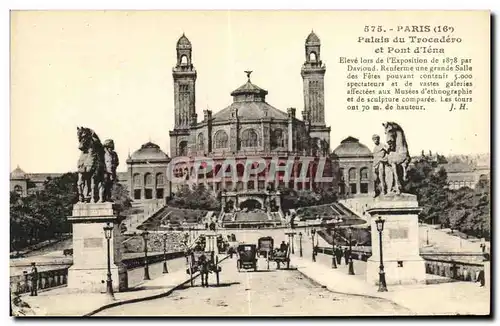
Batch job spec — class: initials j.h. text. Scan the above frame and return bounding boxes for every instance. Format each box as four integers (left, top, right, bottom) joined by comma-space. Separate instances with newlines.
449, 103, 468, 111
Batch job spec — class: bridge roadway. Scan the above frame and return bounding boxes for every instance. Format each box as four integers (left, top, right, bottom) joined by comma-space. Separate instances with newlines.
96, 255, 409, 316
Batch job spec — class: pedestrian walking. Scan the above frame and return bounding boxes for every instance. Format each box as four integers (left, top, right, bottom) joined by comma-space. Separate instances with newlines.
335, 246, 342, 265
477, 270, 485, 287
30, 262, 38, 296
344, 247, 349, 265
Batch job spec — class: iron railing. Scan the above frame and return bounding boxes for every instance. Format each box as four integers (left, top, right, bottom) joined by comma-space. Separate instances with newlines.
10, 266, 68, 295
314, 246, 487, 282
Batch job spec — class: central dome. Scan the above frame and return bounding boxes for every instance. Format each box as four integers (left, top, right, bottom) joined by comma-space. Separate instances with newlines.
212, 75, 288, 122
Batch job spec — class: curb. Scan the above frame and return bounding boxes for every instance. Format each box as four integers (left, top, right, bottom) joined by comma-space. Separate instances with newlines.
85, 255, 229, 316
292, 263, 415, 314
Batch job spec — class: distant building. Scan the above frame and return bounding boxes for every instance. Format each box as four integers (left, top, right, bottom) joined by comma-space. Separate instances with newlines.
125, 142, 171, 201
332, 137, 373, 196
9, 166, 63, 197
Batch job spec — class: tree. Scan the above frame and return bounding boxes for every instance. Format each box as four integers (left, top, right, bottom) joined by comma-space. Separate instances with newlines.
9, 173, 132, 251
168, 184, 220, 211
111, 182, 133, 214
403, 157, 450, 225
403, 154, 491, 239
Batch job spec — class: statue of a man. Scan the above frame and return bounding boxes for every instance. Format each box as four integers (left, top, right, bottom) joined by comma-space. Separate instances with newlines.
103, 139, 119, 202
372, 134, 389, 197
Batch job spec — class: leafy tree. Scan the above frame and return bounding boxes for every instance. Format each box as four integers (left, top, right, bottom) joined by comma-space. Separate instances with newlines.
403, 154, 490, 239
168, 184, 220, 211
403, 157, 450, 225
112, 182, 133, 214
279, 187, 338, 213
9, 173, 132, 251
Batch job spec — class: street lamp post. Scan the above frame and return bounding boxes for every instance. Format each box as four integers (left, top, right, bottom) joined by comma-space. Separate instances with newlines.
299, 232, 303, 257
291, 233, 295, 254
142, 229, 151, 281
375, 216, 388, 292
311, 229, 316, 262
103, 223, 114, 300
330, 224, 337, 269
163, 233, 169, 274
348, 227, 355, 275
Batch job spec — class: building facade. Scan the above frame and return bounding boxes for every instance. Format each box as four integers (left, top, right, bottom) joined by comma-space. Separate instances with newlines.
12, 32, 383, 205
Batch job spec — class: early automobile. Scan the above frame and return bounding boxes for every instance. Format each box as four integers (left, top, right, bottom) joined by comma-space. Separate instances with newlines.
236, 244, 258, 272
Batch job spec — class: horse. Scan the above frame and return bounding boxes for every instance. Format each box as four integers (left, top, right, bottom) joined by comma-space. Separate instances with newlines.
382, 122, 411, 195
77, 127, 106, 203
198, 254, 213, 287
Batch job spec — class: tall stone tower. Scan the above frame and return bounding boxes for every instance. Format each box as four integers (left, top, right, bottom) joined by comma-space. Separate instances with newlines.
301, 31, 326, 127
170, 34, 197, 156
301, 31, 330, 154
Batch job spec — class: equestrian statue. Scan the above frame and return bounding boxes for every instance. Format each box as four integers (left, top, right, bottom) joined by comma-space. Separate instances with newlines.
373, 122, 411, 196
76, 126, 119, 203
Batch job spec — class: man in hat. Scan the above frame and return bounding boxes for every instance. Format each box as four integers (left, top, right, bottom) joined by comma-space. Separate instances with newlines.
30, 263, 38, 296
372, 134, 389, 197
103, 139, 119, 201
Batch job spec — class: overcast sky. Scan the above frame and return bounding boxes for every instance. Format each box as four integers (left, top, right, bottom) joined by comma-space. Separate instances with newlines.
10, 11, 490, 173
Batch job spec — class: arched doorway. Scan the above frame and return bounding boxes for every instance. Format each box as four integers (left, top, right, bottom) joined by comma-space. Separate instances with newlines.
239, 199, 262, 211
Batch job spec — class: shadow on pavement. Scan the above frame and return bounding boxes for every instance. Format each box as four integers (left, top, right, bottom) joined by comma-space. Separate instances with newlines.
175, 281, 240, 290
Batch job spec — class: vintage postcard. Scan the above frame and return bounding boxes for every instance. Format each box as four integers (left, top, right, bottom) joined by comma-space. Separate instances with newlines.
9, 10, 490, 317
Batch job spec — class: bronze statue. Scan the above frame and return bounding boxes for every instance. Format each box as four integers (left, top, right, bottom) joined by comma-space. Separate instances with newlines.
372, 134, 389, 197
103, 139, 119, 202
382, 122, 411, 195
76, 127, 118, 203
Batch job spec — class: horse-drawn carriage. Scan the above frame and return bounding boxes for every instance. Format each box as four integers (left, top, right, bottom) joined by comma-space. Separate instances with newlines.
185, 249, 222, 287
257, 237, 274, 258
236, 244, 258, 272
257, 237, 291, 270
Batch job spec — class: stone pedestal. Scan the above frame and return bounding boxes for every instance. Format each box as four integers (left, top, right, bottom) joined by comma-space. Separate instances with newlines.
67, 203, 128, 292
365, 194, 426, 286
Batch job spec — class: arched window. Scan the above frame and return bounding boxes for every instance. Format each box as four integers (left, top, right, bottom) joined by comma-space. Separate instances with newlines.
348, 168, 357, 181
14, 185, 22, 195
241, 129, 258, 147
271, 129, 284, 149
179, 141, 188, 156
339, 168, 345, 181
133, 173, 142, 188
309, 52, 317, 62
197, 133, 204, 151
214, 130, 229, 149
360, 167, 369, 181
180, 55, 188, 64
144, 173, 153, 187
156, 173, 164, 186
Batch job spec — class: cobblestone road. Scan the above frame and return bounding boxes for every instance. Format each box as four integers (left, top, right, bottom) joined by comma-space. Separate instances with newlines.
97, 257, 411, 316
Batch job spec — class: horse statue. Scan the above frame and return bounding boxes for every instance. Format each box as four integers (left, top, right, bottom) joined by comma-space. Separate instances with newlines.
382, 122, 411, 195
76, 126, 105, 203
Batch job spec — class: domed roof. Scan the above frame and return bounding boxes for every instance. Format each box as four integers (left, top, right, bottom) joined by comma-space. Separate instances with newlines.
10, 165, 26, 179
177, 34, 192, 48
212, 101, 289, 122
212, 76, 288, 121
306, 31, 320, 44
333, 137, 372, 157
230, 80, 268, 97
130, 142, 169, 161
